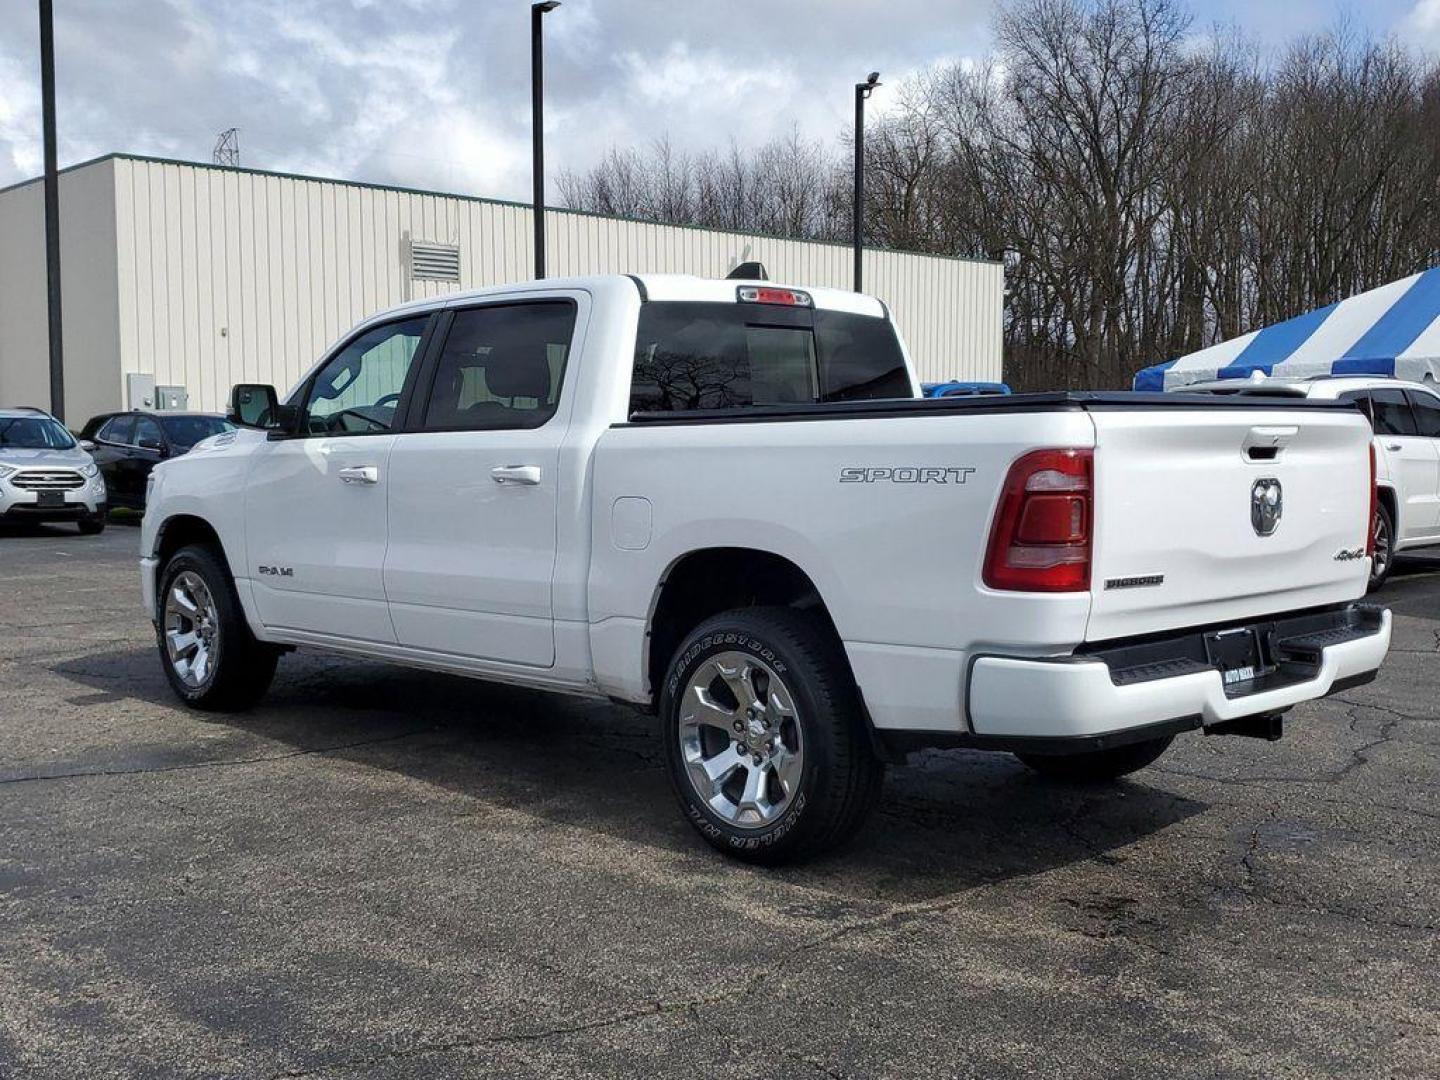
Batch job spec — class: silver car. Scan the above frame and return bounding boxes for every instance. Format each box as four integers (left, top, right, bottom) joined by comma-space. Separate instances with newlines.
0, 408, 108, 534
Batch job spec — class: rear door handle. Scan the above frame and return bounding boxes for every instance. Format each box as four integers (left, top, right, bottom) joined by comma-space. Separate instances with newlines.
1386, 443, 1403, 452
337, 465, 379, 485
491, 464, 541, 486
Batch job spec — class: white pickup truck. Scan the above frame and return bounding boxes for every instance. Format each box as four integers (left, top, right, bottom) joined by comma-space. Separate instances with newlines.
140, 272, 1392, 862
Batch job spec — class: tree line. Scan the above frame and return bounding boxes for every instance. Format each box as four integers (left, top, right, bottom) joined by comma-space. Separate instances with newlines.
559, 0, 1440, 390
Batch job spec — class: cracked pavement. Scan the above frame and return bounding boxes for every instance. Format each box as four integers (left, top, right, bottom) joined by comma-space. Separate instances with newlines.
1, 522, 1438, 1078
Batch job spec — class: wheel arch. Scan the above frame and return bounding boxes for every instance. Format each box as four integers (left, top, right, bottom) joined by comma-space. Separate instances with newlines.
645, 546, 849, 703
1377, 484, 1398, 533
154, 513, 231, 570
150, 514, 243, 618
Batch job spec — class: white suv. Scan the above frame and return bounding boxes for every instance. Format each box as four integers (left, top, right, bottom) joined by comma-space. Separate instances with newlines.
1186, 376, 1440, 588
0, 408, 108, 534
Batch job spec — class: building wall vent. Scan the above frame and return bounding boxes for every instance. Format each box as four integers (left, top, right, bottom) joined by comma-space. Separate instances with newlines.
410, 240, 461, 282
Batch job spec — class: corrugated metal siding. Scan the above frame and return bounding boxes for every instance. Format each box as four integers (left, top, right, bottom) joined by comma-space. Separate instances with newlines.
108, 157, 1000, 409
0, 160, 120, 423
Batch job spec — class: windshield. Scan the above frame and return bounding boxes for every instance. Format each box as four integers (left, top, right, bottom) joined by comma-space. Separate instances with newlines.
161, 415, 234, 449
0, 416, 76, 450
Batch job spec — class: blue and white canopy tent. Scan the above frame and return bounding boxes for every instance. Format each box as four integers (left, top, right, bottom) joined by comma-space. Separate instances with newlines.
1134, 267, 1440, 391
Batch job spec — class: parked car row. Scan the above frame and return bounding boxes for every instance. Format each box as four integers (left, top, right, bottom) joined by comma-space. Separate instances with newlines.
0, 406, 231, 533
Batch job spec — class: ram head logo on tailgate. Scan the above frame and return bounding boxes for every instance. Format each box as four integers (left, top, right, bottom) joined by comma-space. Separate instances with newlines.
1251, 478, 1282, 537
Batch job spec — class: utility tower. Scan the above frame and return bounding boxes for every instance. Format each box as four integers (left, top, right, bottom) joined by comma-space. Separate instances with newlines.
212, 128, 239, 166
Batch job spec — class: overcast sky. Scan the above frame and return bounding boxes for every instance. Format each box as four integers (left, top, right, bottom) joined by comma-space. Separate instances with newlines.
1, 0, 1436, 200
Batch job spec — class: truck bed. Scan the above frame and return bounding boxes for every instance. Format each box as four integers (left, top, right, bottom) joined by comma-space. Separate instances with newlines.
597, 387, 1375, 730
623, 390, 1361, 425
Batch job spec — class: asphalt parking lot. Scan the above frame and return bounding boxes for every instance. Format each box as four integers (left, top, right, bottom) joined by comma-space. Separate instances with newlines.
2, 522, 1438, 1079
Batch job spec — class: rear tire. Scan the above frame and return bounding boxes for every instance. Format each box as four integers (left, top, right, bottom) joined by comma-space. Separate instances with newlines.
156, 544, 278, 711
1368, 501, 1394, 592
660, 606, 883, 864
1015, 735, 1173, 783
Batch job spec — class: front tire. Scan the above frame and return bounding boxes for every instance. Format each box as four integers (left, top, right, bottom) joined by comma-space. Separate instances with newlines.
156, 544, 278, 711
1369, 501, 1394, 591
660, 607, 883, 864
1015, 735, 1173, 783
77, 512, 106, 535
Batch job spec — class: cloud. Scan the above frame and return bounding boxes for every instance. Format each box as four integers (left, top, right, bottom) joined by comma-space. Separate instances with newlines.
1404, 0, 1440, 47
0, 0, 997, 198
0, 51, 43, 179
3, 1, 1434, 201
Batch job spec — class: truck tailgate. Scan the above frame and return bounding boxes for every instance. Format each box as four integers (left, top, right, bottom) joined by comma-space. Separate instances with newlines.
1087, 406, 1372, 642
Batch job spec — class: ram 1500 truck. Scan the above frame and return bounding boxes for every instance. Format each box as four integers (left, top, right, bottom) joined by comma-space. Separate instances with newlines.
140, 273, 1392, 862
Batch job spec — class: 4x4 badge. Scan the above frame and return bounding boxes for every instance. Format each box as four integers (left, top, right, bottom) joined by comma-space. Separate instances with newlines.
1251, 478, 1282, 537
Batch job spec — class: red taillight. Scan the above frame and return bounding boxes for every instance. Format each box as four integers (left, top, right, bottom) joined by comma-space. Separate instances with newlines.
1367, 442, 1378, 557
736, 286, 812, 307
983, 448, 1093, 592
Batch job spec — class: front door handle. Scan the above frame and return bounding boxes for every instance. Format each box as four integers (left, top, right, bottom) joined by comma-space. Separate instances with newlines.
491, 464, 541, 486
338, 465, 379, 485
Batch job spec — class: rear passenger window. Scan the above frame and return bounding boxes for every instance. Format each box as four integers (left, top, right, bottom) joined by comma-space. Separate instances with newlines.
1371, 389, 1418, 436
1407, 389, 1440, 437
421, 301, 576, 430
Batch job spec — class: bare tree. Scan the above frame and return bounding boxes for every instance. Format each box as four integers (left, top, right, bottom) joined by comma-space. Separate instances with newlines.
559, 0, 1440, 391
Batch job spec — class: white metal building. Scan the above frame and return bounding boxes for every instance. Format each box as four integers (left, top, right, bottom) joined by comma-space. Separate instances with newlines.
0, 154, 1003, 421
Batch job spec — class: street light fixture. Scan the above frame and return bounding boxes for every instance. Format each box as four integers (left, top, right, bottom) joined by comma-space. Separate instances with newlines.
531, 1, 561, 279
38, 0, 64, 420
853, 71, 880, 293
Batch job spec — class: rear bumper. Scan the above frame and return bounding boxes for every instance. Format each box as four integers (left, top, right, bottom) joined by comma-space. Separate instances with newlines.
966, 603, 1390, 742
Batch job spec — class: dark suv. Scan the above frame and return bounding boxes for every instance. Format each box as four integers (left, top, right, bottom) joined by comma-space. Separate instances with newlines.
81, 411, 233, 511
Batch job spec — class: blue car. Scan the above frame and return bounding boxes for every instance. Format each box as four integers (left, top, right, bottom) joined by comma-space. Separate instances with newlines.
922, 380, 1012, 398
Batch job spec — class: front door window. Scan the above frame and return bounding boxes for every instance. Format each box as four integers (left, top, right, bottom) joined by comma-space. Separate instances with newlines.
302, 317, 429, 435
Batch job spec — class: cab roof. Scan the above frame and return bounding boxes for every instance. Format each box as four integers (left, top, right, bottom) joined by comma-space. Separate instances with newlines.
364, 273, 888, 326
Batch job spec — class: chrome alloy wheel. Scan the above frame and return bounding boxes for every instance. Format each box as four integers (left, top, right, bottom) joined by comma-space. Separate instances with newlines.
678, 651, 804, 829
1372, 509, 1391, 582
164, 571, 220, 688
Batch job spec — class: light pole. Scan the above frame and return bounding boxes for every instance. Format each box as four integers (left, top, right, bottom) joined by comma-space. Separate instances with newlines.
853, 71, 880, 294
531, 1, 560, 279
38, 0, 64, 420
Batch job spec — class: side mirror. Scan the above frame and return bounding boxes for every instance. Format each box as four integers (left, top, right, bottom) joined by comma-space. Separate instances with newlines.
78, 439, 96, 452
229, 383, 280, 429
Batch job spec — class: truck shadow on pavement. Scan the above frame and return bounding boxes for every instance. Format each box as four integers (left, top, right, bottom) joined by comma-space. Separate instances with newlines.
1382, 554, 1440, 617
53, 644, 1207, 904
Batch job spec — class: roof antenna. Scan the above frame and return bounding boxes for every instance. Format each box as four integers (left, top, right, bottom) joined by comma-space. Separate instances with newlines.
726, 261, 768, 281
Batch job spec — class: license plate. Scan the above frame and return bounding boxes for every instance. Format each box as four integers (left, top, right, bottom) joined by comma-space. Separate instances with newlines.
1205, 627, 1261, 687
36, 491, 65, 509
